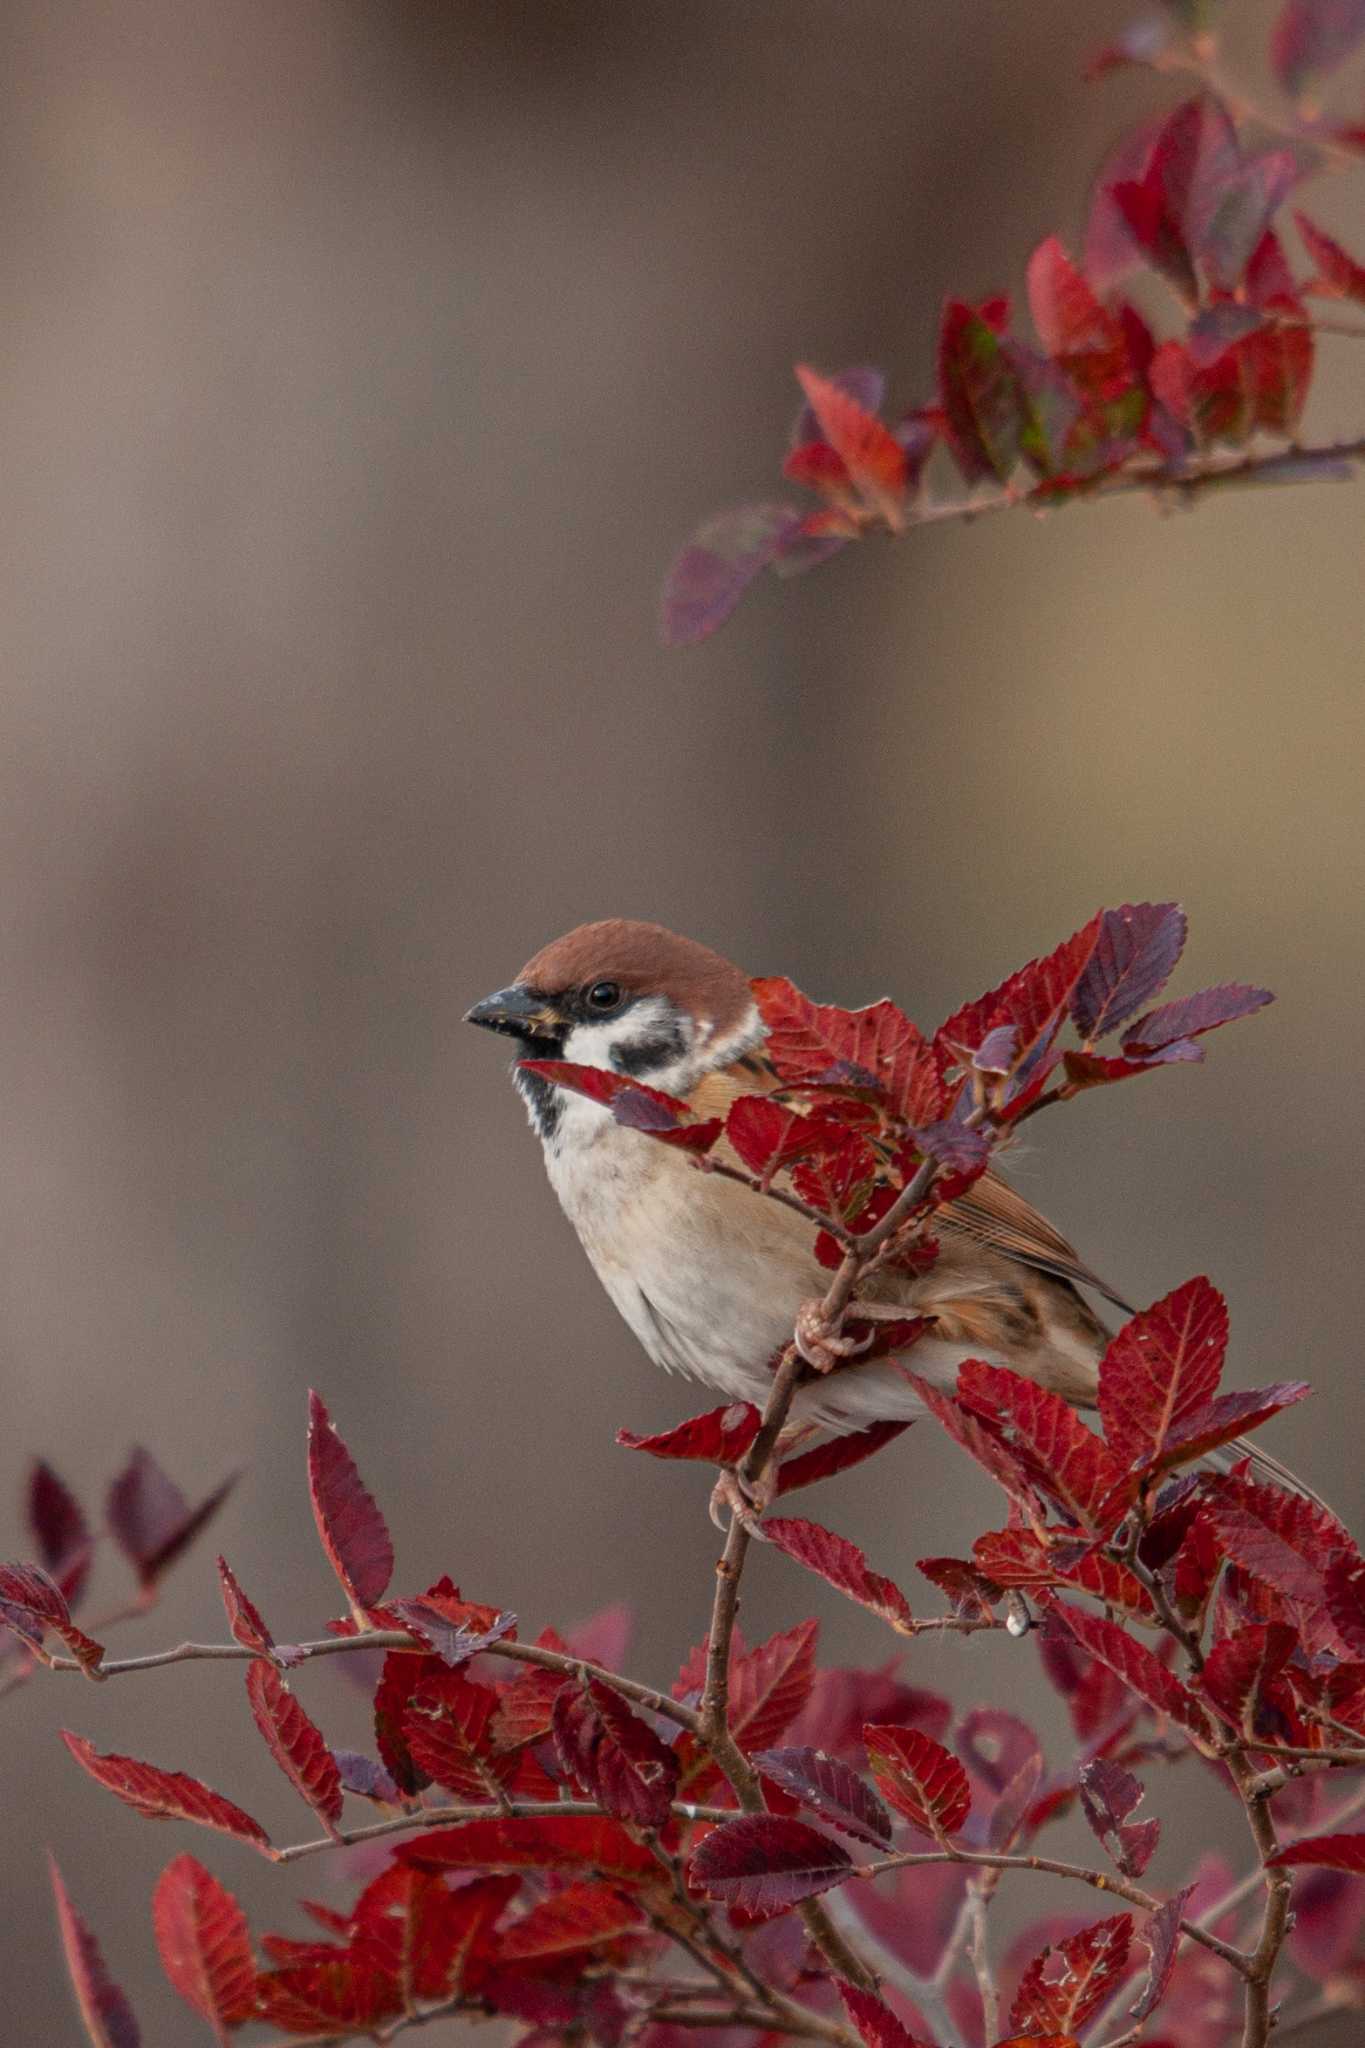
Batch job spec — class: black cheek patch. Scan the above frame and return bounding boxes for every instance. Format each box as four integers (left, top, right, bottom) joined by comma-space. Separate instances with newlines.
611, 1024, 688, 1079
513, 1062, 563, 1141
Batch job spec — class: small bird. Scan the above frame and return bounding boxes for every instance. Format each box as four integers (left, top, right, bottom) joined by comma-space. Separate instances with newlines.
466, 919, 1304, 1503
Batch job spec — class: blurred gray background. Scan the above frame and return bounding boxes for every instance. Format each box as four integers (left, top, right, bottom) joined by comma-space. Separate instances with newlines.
2, 0, 1362, 2038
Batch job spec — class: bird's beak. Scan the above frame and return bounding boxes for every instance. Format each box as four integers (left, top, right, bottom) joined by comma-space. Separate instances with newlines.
464, 984, 561, 1042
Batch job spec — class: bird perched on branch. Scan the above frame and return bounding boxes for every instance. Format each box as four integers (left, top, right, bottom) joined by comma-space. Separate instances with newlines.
466, 918, 1306, 1503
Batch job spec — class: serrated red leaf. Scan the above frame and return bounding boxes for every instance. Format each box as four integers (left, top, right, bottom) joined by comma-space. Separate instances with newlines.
28, 1461, 92, 1607
775, 1419, 912, 1496
61, 1731, 272, 1851
863, 1725, 970, 1838
106, 1449, 236, 1591
402, 1812, 658, 1881
1098, 1277, 1228, 1474
373, 1648, 443, 1795
1062, 1043, 1202, 1092
216, 1556, 274, 1658
246, 1658, 343, 1827
1271, 0, 1365, 94
1270, 1832, 1365, 1872
1327, 1552, 1365, 1657
752, 979, 941, 1126
973, 1530, 1155, 1621
384, 1592, 516, 1668
1130, 1884, 1196, 2021
1010, 1913, 1133, 2035
552, 1676, 679, 1827
517, 1058, 721, 1152
491, 1632, 571, 1753
839, 1982, 935, 2048
0, 1559, 103, 1669
690, 1814, 852, 1911
793, 365, 906, 529
903, 1373, 1049, 1522
1043, 1601, 1219, 1753
1295, 208, 1365, 304
1121, 984, 1273, 1054
661, 502, 803, 647
756, 1746, 892, 1848
152, 1854, 255, 2039
1202, 1498, 1345, 1656
1078, 1758, 1160, 1879
1027, 237, 1120, 361
938, 299, 1026, 484
403, 1668, 517, 1801
617, 1403, 760, 1468
307, 1390, 393, 1617
1200, 1622, 1297, 1734
50, 1858, 142, 2048
496, 1881, 646, 1964
255, 1958, 394, 2034
728, 1619, 820, 1753
763, 1517, 913, 1633
725, 1096, 832, 1182
350, 1865, 515, 2005
1070, 903, 1187, 1042
915, 1555, 1000, 1621
935, 915, 1102, 1097
1157, 1381, 1309, 1469
958, 1362, 1130, 1534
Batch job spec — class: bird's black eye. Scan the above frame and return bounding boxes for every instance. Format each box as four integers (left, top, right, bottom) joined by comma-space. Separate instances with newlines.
584, 979, 624, 1013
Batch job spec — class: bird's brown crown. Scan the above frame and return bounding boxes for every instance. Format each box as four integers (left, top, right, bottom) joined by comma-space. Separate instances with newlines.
518, 919, 752, 1034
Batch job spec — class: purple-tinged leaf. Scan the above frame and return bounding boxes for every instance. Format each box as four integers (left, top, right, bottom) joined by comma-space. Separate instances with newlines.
1122, 983, 1273, 1053
1188, 303, 1267, 366
755, 1746, 893, 1848
1270, 1832, 1365, 1872
1130, 1886, 1196, 2020
1271, 0, 1365, 95
552, 1676, 679, 1829
1296, 209, 1365, 305
28, 1461, 92, 1607
838, 1982, 936, 2048
0, 1561, 104, 1670
1197, 150, 1299, 292
1070, 902, 1187, 1041
50, 1858, 142, 2048
1079, 1757, 1161, 1877
307, 1391, 393, 1617
661, 503, 802, 646
690, 1814, 853, 1911
106, 1450, 236, 1592
911, 1119, 989, 1174
333, 1749, 401, 1804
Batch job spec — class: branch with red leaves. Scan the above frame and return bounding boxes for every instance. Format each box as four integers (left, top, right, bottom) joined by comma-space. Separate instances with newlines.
662, 5, 1365, 644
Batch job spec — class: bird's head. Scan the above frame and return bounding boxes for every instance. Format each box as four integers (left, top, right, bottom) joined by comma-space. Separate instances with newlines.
465, 919, 760, 1132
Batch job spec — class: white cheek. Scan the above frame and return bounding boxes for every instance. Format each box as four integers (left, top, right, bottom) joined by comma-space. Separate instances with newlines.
560, 1018, 633, 1069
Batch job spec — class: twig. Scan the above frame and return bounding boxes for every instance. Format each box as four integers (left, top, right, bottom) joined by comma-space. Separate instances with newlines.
858, 1847, 1248, 1977
966, 1880, 999, 2044
272, 1796, 741, 1866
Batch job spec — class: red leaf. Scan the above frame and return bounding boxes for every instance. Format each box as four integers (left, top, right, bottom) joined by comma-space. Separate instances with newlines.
1026, 237, 1122, 361
1010, 1913, 1133, 2035
863, 1725, 970, 1838
1131, 1884, 1196, 2021
0, 1560, 103, 1669
255, 1959, 393, 2034
491, 1632, 571, 1752
903, 1372, 1050, 1522
690, 1814, 852, 1911
307, 1390, 393, 1617
1097, 1277, 1228, 1474
763, 1516, 914, 1633
1062, 1043, 1202, 1091
402, 1812, 658, 1881
28, 1460, 92, 1607
756, 1746, 892, 1848
246, 1658, 343, 1827
152, 1854, 255, 2039
517, 1060, 722, 1151
403, 1668, 517, 1801
1327, 1552, 1365, 1657
350, 1865, 515, 2005
973, 1530, 1155, 1622
61, 1731, 272, 1852
728, 1619, 820, 1753
775, 1420, 912, 1495
384, 1582, 516, 1667
793, 365, 907, 529
958, 1362, 1130, 1534
106, 1449, 236, 1591
1042, 1601, 1219, 1753
1271, 0, 1365, 95
495, 1881, 646, 1964
1200, 1622, 1297, 1733
661, 503, 802, 647
936, 915, 1102, 1095
1070, 903, 1187, 1042
752, 978, 942, 1126
1295, 208, 1365, 305
552, 1676, 679, 1828
938, 299, 1025, 484
617, 1403, 760, 1467
915, 1555, 1000, 1622
1078, 1758, 1160, 1878
373, 1647, 444, 1795
1202, 1499, 1345, 1656
216, 1556, 275, 1658
1156, 1381, 1310, 1469
839, 1982, 936, 2048
1270, 1832, 1365, 1873
726, 1096, 831, 1181
1121, 983, 1273, 1054
50, 1858, 142, 2048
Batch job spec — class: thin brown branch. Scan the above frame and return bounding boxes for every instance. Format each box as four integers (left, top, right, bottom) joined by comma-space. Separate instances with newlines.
859, 1847, 1249, 1977
273, 1796, 741, 1866
966, 1880, 999, 2043
697, 1158, 855, 1244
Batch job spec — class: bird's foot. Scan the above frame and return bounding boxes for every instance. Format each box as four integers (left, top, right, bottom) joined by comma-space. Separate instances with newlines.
709, 1466, 775, 1536
795, 1299, 864, 1374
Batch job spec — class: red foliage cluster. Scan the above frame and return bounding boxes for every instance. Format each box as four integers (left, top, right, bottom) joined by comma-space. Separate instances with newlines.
661, 2, 1365, 645
11, 900, 1365, 2048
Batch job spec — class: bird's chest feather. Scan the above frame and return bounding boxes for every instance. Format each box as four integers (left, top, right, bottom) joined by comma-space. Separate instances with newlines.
542, 1101, 818, 1395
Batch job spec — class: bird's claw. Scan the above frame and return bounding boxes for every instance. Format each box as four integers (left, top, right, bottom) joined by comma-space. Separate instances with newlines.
709, 1467, 774, 1536
795, 1299, 862, 1374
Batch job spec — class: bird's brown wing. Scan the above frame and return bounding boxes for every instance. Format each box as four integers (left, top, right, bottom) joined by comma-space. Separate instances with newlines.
940, 1172, 1135, 1316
